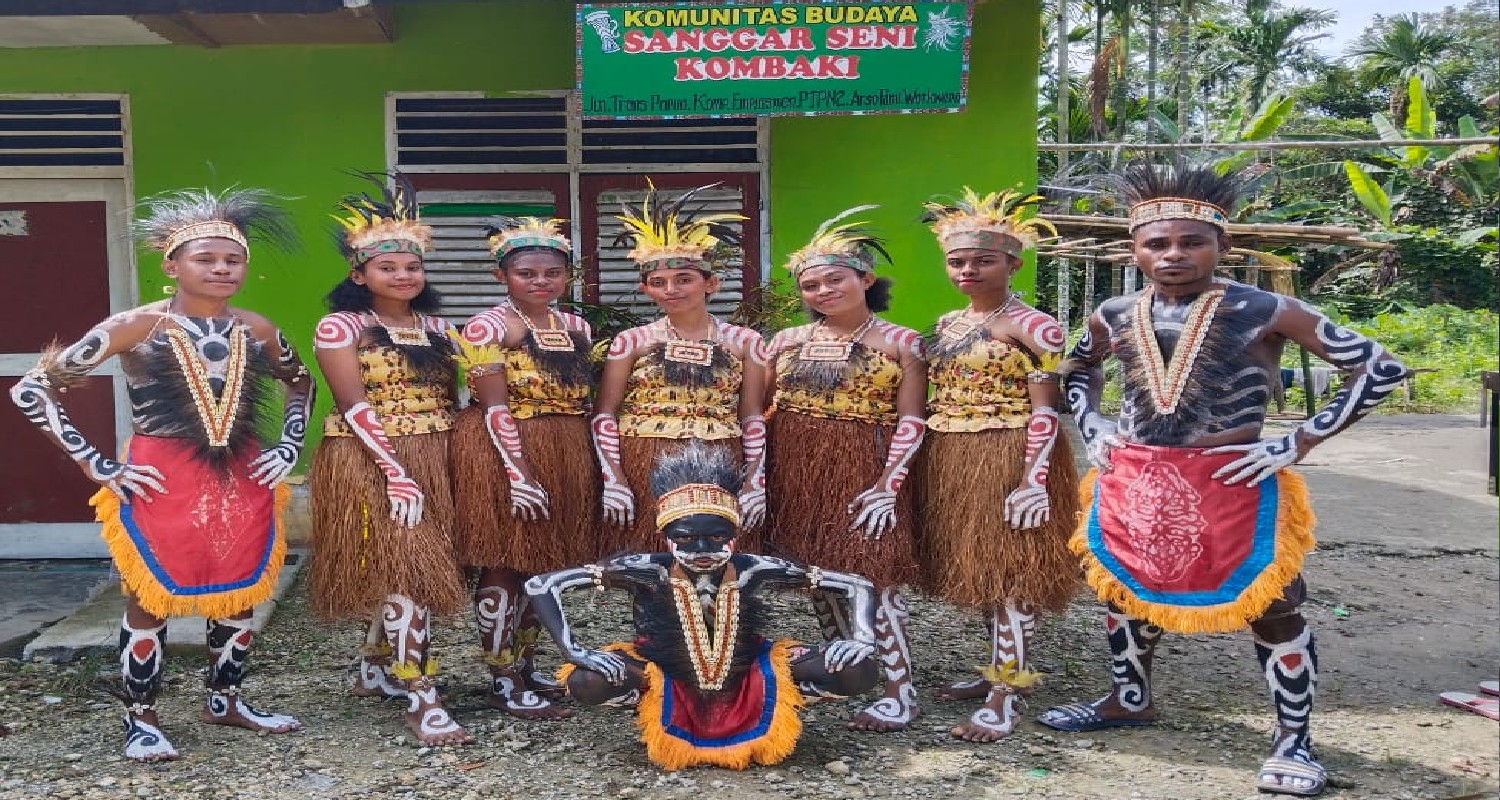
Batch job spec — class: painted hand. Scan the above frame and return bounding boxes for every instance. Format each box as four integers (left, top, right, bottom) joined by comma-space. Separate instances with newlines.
1207, 433, 1300, 486
823, 639, 875, 673
385, 475, 426, 528
601, 480, 635, 528
248, 443, 298, 487
1079, 414, 1125, 470
508, 477, 550, 522
572, 648, 629, 685
93, 460, 167, 504
848, 486, 897, 540
1004, 481, 1050, 530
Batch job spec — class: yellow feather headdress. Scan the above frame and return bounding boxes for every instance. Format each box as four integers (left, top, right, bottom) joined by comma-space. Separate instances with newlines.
613, 180, 746, 273
784, 205, 889, 277
923, 188, 1057, 256
485, 216, 571, 262
333, 171, 432, 266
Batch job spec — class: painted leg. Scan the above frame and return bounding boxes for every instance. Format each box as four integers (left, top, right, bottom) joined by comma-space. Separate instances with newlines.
352, 612, 405, 698
1038, 606, 1161, 732
1252, 616, 1325, 797
118, 601, 177, 762
939, 606, 996, 701
384, 594, 474, 746
810, 589, 852, 643
475, 568, 570, 720
953, 601, 1038, 742
566, 654, 648, 709
514, 601, 566, 701
848, 587, 920, 732
791, 643, 880, 703
201, 613, 301, 733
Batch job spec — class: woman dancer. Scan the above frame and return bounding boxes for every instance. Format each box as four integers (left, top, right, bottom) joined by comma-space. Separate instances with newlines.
917, 189, 1080, 742
762, 208, 928, 732
308, 172, 472, 746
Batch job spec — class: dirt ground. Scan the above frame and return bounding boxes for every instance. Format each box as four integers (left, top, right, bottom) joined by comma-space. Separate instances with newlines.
0, 415, 1495, 800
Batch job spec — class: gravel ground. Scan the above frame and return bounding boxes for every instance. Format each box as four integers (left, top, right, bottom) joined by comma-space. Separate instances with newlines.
0, 542, 1495, 800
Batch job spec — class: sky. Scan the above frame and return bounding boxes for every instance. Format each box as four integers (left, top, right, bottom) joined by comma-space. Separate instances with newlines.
1311, 0, 1456, 58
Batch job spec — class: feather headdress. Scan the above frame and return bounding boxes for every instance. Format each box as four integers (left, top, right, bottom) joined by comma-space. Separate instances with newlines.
134, 187, 297, 257
485, 216, 571, 263
1107, 159, 1250, 233
613, 180, 745, 273
651, 440, 742, 530
922, 188, 1056, 256
784, 205, 890, 276
333, 171, 432, 265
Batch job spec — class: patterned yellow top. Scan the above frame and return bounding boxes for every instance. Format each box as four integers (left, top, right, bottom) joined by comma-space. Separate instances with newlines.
504, 347, 590, 419
772, 345, 903, 424
927, 336, 1034, 432
323, 345, 455, 437
618, 349, 743, 439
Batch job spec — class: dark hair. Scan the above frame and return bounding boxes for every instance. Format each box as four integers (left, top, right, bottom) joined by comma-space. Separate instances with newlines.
325, 275, 443, 313
1107, 158, 1251, 217
498, 245, 572, 272
649, 440, 742, 497
807, 274, 893, 320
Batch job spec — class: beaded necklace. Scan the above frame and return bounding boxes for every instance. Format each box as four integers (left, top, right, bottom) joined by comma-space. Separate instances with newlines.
1130, 285, 1225, 415
663, 315, 720, 367
164, 324, 249, 448
942, 292, 1018, 343
506, 301, 574, 352
800, 314, 876, 363
669, 574, 740, 691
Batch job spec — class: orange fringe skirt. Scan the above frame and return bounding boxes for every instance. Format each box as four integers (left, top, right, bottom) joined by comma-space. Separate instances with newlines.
603, 435, 746, 557
308, 431, 467, 620
450, 406, 602, 571
916, 427, 1082, 612
764, 411, 918, 587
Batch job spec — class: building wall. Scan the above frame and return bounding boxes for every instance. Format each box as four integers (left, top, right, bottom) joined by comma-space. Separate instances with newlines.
0, 0, 1038, 445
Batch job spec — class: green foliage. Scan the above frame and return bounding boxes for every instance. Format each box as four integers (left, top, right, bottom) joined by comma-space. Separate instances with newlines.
1388, 227, 1499, 310
1343, 305, 1498, 411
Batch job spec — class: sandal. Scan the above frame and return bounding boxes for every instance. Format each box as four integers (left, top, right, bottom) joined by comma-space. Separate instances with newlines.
1036, 700, 1156, 733
1479, 680, 1498, 697
1440, 690, 1500, 721
1257, 754, 1327, 797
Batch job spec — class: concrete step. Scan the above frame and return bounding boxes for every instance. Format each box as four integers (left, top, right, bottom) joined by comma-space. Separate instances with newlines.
22, 549, 307, 664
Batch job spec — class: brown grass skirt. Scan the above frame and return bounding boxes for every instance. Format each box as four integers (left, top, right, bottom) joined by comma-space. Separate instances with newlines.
308, 432, 468, 620
915, 427, 1082, 612
450, 406, 602, 572
764, 412, 918, 587
603, 435, 746, 557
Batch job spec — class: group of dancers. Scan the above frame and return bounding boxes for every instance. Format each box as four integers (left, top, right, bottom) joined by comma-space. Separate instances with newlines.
9, 162, 1407, 798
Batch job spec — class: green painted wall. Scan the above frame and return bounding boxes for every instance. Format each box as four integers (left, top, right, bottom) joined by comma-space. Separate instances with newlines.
769, 0, 1040, 332
0, 0, 1039, 451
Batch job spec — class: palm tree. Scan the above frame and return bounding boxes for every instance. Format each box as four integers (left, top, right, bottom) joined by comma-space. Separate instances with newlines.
1203, 0, 1334, 116
1348, 13, 1457, 119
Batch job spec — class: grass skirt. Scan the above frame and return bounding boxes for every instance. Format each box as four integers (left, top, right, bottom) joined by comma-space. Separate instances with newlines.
308, 432, 467, 620
450, 406, 602, 571
604, 435, 746, 557
764, 411, 918, 587
916, 428, 1081, 611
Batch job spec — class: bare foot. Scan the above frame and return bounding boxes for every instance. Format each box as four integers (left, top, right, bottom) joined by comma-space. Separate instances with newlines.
936, 676, 991, 701
951, 687, 1021, 743
487, 673, 573, 721
847, 685, 920, 732
202, 690, 302, 733
350, 658, 406, 698
123, 710, 180, 762
404, 678, 475, 746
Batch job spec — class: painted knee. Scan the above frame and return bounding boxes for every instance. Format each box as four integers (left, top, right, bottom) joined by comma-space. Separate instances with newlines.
567, 668, 627, 706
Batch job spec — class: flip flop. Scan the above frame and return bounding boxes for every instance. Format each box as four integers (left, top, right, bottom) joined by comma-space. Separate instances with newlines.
1036, 701, 1156, 733
1479, 680, 1498, 697
1439, 691, 1500, 721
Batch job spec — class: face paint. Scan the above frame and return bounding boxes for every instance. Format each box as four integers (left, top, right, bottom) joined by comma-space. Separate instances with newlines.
662, 515, 738, 573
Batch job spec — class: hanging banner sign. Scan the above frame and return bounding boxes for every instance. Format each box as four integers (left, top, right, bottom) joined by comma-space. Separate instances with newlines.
577, 1, 973, 118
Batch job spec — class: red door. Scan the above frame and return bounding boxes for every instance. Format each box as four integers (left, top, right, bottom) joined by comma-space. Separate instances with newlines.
0, 180, 128, 555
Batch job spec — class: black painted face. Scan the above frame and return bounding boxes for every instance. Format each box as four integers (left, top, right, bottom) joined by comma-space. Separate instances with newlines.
662, 514, 738, 573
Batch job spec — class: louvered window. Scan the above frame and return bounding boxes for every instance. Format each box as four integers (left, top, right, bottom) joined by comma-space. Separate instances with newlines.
393, 95, 569, 172
582, 117, 759, 168
0, 97, 126, 168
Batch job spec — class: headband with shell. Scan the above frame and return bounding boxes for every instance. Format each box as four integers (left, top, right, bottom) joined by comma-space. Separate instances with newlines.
613, 180, 745, 274
784, 205, 890, 277
923, 188, 1056, 256
333, 171, 432, 266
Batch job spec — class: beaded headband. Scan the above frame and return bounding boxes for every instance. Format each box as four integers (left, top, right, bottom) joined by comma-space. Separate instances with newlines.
924, 188, 1055, 257
161, 220, 249, 256
488, 217, 572, 262
1127, 197, 1229, 233
786, 205, 886, 277
656, 483, 740, 530
334, 172, 433, 266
